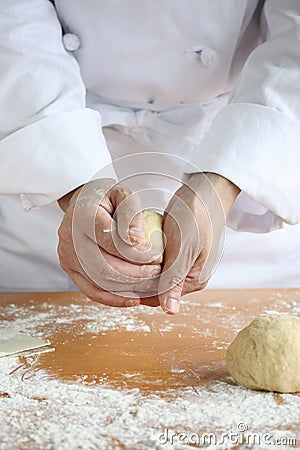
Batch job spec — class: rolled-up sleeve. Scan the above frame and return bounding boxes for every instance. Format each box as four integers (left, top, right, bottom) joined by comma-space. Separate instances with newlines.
0, 0, 113, 209
187, 0, 300, 230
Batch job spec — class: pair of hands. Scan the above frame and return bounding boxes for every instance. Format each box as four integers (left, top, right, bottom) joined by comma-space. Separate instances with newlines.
58, 173, 239, 314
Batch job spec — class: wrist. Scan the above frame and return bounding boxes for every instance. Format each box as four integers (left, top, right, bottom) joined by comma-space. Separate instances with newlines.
186, 172, 240, 216
204, 172, 240, 214
58, 186, 82, 212
58, 178, 117, 213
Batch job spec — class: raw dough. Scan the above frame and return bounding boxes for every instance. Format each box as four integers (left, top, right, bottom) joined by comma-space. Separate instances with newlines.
142, 210, 164, 253
226, 314, 300, 393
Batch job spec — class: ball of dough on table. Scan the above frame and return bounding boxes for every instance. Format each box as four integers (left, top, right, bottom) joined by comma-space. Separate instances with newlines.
142, 210, 164, 253
226, 314, 300, 393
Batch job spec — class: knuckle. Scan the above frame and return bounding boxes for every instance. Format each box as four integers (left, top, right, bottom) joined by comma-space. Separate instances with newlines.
169, 276, 185, 287
102, 239, 117, 257
57, 224, 68, 241
57, 242, 65, 261
124, 298, 140, 307
59, 256, 72, 272
183, 279, 208, 296
59, 258, 69, 272
139, 265, 159, 278
57, 243, 74, 273
132, 279, 157, 292
160, 276, 184, 292
115, 185, 133, 200
200, 280, 209, 289
119, 205, 138, 224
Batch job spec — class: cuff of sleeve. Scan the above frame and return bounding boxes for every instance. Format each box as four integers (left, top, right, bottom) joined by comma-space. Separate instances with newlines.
0, 108, 116, 209
186, 103, 300, 226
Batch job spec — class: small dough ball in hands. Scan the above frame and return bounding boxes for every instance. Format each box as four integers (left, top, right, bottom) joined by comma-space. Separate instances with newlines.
142, 210, 164, 254
226, 314, 300, 393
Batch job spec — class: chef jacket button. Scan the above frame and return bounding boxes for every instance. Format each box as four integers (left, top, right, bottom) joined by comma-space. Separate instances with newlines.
62, 33, 81, 52
199, 47, 217, 66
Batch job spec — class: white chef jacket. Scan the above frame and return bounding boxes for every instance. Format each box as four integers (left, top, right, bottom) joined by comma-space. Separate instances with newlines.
0, 0, 299, 290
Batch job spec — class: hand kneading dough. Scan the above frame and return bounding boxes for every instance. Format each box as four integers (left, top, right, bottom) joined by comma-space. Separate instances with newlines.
226, 314, 300, 393
142, 210, 164, 253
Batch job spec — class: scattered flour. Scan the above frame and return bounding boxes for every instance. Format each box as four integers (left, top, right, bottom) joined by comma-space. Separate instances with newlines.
0, 355, 299, 450
0, 292, 299, 450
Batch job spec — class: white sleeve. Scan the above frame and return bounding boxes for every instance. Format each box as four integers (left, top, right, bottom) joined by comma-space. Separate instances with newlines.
187, 0, 300, 230
0, 0, 114, 210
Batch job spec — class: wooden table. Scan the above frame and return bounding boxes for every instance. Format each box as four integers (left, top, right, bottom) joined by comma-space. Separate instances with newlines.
0, 289, 299, 449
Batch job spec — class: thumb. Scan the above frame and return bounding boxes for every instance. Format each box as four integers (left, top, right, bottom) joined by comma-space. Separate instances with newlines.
158, 194, 200, 315
157, 216, 188, 315
158, 276, 184, 314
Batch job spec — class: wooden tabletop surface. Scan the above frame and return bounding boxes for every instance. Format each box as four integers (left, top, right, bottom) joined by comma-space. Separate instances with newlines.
0, 289, 299, 449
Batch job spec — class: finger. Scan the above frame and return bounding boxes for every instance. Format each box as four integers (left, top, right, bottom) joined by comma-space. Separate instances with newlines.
94, 206, 163, 264
158, 278, 184, 314
59, 236, 161, 296
67, 270, 142, 307
179, 251, 211, 297
139, 295, 160, 307
59, 238, 146, 306
181, 276, 209, 296
87, 234, 162, 279
157, 216, 185, 314
158, 202, 200, 314
69, 180, 147, 260
60, 213, 162, 293
111, 187, 144, 245
71, 200, 161, 280
71, 232, 161, 292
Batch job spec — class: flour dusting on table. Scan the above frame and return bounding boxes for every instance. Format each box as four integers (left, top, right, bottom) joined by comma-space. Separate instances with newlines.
0, 291, 299, 450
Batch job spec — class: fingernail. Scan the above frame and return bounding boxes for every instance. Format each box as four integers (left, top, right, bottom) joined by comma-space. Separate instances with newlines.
150, 253, 162, 262
129, 227, 144, 237
129, 228, 144, 245
164, 298, 180, 314
129, 226, 143, 233
135, 243, 151, 252
151, 266, 161, 276
130, 236, 142, 244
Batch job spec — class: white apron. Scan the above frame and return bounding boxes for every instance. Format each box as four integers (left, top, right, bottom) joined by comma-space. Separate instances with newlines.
0, 0, 299, 290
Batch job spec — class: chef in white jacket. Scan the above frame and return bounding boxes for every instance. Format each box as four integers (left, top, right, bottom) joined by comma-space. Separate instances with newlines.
0, 0, 299, 313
